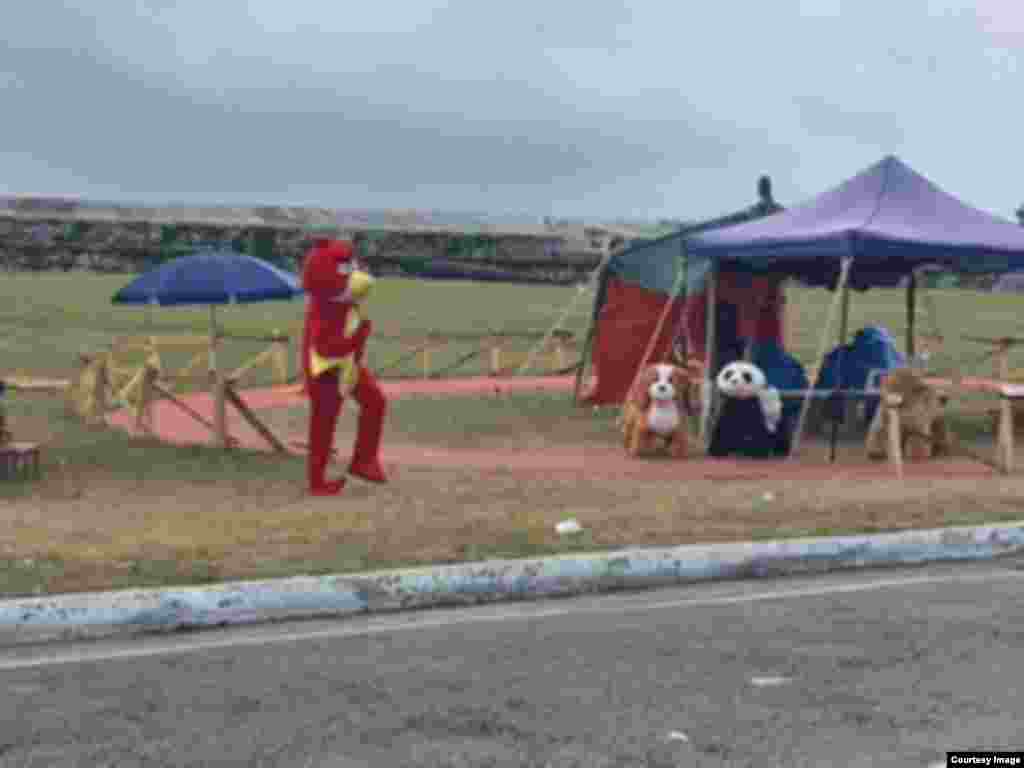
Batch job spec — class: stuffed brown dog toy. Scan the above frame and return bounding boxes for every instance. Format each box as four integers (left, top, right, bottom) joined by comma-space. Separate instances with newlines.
621, 361, 704, 458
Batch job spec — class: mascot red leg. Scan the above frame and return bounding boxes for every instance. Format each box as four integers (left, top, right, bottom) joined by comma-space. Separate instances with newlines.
307, 369, 345, 495
348, 366, 387, 482
301, 237, 388, 496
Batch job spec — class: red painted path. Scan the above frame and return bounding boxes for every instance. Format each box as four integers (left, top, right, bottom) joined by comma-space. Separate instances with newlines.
105, 375, 996, 481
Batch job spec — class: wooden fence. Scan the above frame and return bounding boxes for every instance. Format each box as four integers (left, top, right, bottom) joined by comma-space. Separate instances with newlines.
102, 331, 290, 405
65, 331, 290, 424
372, 329, 580, 379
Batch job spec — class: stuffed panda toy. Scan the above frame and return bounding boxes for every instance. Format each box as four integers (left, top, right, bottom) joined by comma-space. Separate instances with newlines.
708, 361, 789, 458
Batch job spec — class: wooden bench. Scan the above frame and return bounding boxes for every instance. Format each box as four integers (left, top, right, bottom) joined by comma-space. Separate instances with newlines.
0, 442, 42, 481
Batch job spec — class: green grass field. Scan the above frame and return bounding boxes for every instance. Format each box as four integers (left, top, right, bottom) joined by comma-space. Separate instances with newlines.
3, 272, 1023, 385
0, 273, 595, 385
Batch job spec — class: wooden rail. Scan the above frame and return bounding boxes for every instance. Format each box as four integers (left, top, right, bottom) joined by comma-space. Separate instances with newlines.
374, 329, 579, 379
102, 331, 290, 397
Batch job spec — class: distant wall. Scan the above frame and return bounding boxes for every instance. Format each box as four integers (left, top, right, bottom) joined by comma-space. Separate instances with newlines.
0, 199, 615, 282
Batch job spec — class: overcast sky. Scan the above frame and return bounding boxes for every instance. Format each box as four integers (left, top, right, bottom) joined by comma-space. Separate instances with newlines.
1, 0, 1022, 222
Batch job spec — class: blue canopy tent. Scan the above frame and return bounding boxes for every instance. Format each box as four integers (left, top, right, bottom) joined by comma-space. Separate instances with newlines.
684, 155, 1024, 460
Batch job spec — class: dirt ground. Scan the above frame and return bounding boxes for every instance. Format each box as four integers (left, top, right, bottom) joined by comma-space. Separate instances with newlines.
1, 378, 1021, 597
3, 453, 1024, 596
1, 418, 1021, 597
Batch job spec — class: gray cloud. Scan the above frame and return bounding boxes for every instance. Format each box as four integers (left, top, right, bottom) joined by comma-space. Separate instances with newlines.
2, 0, 1022, 220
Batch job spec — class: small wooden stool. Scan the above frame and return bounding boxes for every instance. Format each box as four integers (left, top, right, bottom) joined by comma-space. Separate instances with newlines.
0, 442, 42, 481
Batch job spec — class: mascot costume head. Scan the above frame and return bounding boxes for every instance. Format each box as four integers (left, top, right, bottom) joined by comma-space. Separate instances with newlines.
708, 361, 790, 458
301, 237, 388, 495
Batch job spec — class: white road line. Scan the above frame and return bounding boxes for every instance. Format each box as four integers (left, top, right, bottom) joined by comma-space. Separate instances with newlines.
0, 568, 1021, 671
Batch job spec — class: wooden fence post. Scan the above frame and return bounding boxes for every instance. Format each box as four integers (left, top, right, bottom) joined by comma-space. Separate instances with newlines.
488, 335, 503, 377
212, 370, 229, 448
421, 333, 442, 379
551, 330, 575, 372
147, 336, 163, 375
135, 365, 159, 434
998, 390, 1015, 475
994, 341, 1013, 474
885, 393, 904, 479
271, 330, 289, 384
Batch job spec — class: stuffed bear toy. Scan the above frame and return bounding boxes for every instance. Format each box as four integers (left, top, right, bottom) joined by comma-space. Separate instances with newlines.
301, 237, 388, 495
708, 361, 789, 458
865, 367, 950, 461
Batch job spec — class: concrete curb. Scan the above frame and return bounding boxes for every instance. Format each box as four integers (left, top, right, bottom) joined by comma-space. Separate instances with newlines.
1, 522, 1022, 646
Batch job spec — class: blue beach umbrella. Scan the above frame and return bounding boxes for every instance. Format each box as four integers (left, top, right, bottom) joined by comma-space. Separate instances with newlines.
112, 247, 302, 306
112, 247, 304, 380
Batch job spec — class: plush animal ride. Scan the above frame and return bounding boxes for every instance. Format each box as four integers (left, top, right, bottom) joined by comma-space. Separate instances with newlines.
708, 361, 787, 458
301, 238, 388, 496
621, 362, 701, 458
865, 367, 951, 461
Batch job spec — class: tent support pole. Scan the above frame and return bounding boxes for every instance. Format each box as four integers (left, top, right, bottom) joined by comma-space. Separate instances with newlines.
573, 255, 614, 404
676, 241, 689, 363
701, 258, 718, 445
790, 259, 851, 459
829, 262, 853, 463
906, 272, 917, 359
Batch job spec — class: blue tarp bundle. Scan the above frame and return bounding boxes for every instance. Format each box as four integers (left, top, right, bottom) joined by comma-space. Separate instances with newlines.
814, 326, 905, 424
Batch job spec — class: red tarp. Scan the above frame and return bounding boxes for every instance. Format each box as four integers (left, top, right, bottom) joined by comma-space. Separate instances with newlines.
581, 274, 787, 405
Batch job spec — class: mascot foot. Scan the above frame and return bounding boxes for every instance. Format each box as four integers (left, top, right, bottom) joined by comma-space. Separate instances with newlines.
349, 460, 388, 484
309, 478, 346, 496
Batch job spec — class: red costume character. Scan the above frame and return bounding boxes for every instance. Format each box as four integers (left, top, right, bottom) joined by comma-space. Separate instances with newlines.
301, 237, 388, 495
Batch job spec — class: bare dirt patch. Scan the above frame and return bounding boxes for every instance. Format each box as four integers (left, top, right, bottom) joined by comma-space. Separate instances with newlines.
1, 440, 1021, 597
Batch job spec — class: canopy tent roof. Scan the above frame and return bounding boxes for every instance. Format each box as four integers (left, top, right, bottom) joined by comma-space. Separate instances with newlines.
686, 156, 1024, 290
597, 177, 784, 300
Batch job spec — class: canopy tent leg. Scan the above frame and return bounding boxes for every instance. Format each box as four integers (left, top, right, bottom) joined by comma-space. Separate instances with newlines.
673, 239, 690, 364
829, 261, 853, 463
790, 257, 852, 459
906, 272, 917, 360
700, 259, 718, 445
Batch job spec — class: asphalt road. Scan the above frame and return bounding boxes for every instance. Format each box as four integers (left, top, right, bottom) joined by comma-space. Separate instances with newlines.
1, 560, 1023, 768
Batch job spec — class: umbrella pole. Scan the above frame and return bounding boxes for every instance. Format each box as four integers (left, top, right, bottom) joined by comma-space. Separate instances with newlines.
209, 305, 228, 448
